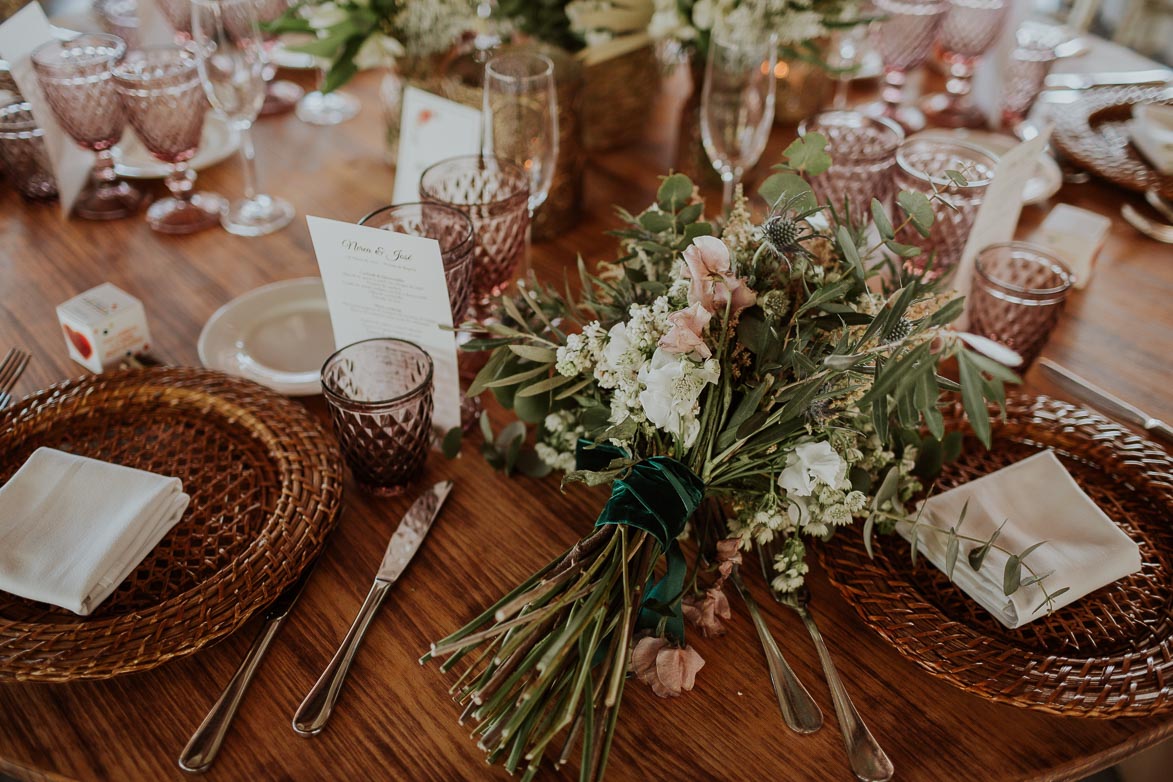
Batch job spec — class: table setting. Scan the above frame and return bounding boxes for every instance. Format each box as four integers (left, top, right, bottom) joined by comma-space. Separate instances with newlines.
3, 1, 1173, 781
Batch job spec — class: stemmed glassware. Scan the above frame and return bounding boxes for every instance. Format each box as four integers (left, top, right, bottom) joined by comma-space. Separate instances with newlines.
112, 46, 227, 233
295, 18, 360, 126
920, 0, 1010, 128
191, 0, 295, 236
1000, 23, 1061, 137
31, 34, 144, 220
481, 53, 558, 216
94, 0, 141, 50
157, 0, 194, 40
700, 30, 777, 215
868, 0, 947, 131
251, 0, 304, 115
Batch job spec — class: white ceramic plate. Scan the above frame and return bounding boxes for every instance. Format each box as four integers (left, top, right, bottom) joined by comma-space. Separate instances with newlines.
113, 115, 240, 179
913, 129, 1063, 205
198, 278, 335, 397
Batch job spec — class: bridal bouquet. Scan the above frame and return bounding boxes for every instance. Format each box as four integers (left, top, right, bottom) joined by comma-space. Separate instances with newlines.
424, 140, 1040, 781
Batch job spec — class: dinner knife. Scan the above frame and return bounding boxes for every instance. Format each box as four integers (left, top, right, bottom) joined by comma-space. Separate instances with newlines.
179, 561, 318, 773
1039, 359, 1173, 444
292, 480, 453, 736
1043, 69, 1172, 91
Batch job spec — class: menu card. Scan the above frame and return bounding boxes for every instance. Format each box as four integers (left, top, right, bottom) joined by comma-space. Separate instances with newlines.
0, 2, 91, 217
307, 216, 460, 434
951, 128, 1052, 322
392, 86, 481, 203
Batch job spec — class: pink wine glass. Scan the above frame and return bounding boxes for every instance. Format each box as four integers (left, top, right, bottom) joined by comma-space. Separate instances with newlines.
31, 34, 143, 220
112, 46, 226, 234
867, 0, 948, 131
920, 0, 1010, 128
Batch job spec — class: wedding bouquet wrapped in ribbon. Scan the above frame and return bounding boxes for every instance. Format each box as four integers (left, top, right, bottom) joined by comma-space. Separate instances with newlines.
424, 138, 1049, 781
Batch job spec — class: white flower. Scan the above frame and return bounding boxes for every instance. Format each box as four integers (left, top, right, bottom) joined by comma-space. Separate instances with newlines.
845, 490, 867, 514
692, 0, 715, 29
305, 2, 348, 30
636, 348, 718, 445
778, 441, 848, 497
825, 504, 852, 526
353, 33, 404, 70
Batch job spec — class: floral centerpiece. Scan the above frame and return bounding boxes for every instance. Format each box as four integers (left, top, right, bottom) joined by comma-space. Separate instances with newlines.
267, 0, 480, 92
424, 140, 1051, 781
651, 0, 854, 59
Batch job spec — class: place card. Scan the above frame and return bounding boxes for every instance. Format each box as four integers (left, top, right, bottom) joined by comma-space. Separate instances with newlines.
0, 3, 91, 217
951, 127, 1052, 323
392, 86, 481, 203
307, 216, 460, 434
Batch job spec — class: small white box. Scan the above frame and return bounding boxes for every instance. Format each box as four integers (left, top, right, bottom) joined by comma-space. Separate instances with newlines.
56, 283, 153, 372
1029, 204, 1112, 290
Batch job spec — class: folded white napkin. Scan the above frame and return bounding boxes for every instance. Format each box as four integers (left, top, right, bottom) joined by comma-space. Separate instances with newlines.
1132, 102, 1173, 175
897, 450, 1141, 629
0, 447, 190, 615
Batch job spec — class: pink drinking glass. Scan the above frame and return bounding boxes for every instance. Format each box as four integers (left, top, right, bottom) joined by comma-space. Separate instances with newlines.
31, 34, 144, 220
112, 46, 227, 234
419, 155, 531, 319
321, 338, 435, 496
967, 242, 1073, 369
893, 137, 998, 280
798, 110, 904, 220
921, 0, 1010, 128
94, 0, 140, 50
1000, 24, 1060, 136
156, 0, 193, 40
0, 102, 58, 201
868, 0, 948, 131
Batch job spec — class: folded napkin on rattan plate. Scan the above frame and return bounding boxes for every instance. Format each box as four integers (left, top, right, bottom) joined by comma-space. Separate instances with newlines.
0, 447, 190, 615
897, 450, 1141, 629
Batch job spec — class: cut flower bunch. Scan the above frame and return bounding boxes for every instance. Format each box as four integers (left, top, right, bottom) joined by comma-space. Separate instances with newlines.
424, 138, 1044, 781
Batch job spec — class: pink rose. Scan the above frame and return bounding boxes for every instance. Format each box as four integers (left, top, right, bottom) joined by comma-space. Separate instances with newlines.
632, 635, 706, 698
658, 303, 713, 359
680, 236, 756, 317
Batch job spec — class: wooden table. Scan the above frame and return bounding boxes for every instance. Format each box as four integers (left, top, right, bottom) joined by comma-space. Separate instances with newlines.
2, 67, 1173, 782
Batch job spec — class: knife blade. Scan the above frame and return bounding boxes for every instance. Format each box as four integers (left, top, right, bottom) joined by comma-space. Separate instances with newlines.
1039, 359, 1173, 444
180, 561, 318, 772
1044, 69, 1172, 91
292, 481, 453, 736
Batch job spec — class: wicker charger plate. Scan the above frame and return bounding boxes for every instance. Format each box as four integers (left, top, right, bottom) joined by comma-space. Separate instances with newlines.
1050, 86, 1173, 199
0, 368, 344, 682
820, 395, 1173, 718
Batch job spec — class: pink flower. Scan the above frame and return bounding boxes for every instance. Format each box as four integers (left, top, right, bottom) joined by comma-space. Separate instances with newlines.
682, 586, 732, 637
680, 236, 757, 317
631, 635, 706, 698
658, 303, 713, 359
714, 538, 743, 578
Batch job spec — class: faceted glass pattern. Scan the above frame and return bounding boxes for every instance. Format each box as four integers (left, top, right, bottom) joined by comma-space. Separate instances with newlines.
968, 243, 1072, 369
321, 339, 435, 496
358, 202, 476, 323
873, 0, 948, 72
0, 102, 58, 200
419, 155, 530, 313
799, 111, 903, 219
32, 35, 126, 152
113, 47, 207, 164
893, 138, 997, 281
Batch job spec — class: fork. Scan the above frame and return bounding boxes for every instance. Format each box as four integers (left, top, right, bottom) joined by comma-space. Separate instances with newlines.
760, 542, 893, 781
0, 348, 30, 410
729, 565, 823, 734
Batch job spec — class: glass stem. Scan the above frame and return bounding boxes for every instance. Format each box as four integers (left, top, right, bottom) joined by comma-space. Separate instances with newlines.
721, 171, 736, 216
237, 124, 259, 201
881, 69, 907, 113
165, 161, 195, 204
92, 148, 118, 196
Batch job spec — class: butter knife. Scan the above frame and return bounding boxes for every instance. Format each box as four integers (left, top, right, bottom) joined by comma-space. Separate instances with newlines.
292, 480, 453, 736
1039, 359, 1173, 444
179, 561, 317, 773
1044, 69, 1172, 91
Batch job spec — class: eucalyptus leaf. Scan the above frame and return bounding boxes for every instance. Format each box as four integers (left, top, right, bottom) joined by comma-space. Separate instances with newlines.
1032, 586, 1070, 614
945, 530, 960, 579
871, 199, 895, 240
1002, 555, 1022, 595
758, 172, 816, 212
508, 344, 557, 363
883, 239, 922, 258
896, 191, 934, 237
783, 132, 831, 175
441, 427, 462, 460
515, 373, 573, 397
638, 210, 674, 233
657, 173, 694, 211
958, 351, 993, 448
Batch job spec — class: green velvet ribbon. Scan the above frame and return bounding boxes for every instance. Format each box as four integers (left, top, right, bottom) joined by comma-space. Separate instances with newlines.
575, 440, 705, 641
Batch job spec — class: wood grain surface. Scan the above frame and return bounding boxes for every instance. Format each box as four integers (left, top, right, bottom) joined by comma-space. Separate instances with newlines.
2, 65, 1173, 782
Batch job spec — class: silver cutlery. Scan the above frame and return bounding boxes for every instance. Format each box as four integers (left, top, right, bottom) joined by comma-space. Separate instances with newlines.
730, 565, 823, 734
1044, 69, 1172, 91
293, 480, 453, 736
1040, 359, 1173, 444
0, 348, 30, 410
1145, 189, 1173, 224
180, 562, 318, 773
776, 585, 894, 782
1121, 204, 1173, 244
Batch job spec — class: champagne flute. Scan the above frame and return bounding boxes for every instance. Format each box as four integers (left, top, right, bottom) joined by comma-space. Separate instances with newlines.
481, 52, 558, 215
191, 0, 294, 236
701, 30, 777, 216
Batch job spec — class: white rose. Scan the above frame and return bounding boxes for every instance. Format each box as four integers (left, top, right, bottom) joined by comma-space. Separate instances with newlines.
305, 2, 349, 31
778, 440, 848, 497
353, 33, 405, 71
